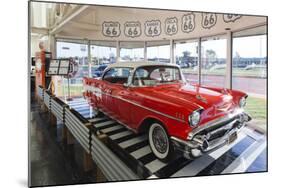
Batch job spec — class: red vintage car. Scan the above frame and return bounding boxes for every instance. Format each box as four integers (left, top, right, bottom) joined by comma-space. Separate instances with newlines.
83, 62, 251, 162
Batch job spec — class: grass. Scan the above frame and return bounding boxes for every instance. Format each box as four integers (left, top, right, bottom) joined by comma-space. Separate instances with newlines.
245, 96, 267, 132
181, 67, 266, 78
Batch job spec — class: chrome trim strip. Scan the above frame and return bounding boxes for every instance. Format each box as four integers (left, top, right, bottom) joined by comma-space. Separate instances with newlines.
89, 88, 186, 123
187, 109, 245, 140
171, 136, 201, 148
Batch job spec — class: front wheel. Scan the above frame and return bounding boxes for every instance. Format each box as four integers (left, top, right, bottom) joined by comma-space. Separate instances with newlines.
148, 123, 175, 162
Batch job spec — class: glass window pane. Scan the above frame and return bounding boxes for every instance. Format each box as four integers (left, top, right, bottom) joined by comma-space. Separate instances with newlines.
55, 41, 88, 97
147, 41, 170, 63
232, 33, 267, 128
103, 67, 132, 84
201, 36, 226, 87
90, 44, 116, 78
174, 40, 199, 84
120, 42, 144, 61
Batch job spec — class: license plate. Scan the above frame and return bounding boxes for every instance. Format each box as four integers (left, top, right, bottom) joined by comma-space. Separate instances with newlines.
228, 131, 238, 145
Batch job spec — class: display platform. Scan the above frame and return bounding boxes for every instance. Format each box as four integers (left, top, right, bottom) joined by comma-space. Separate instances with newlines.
64, 97, 267, 179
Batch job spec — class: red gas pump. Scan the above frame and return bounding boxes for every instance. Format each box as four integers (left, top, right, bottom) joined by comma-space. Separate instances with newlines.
35, 50, 52, 97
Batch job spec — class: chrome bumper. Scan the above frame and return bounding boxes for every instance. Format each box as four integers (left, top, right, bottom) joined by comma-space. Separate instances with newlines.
171, 111, 251, 159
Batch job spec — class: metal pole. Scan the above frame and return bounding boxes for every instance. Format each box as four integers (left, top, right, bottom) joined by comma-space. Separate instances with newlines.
67, 77, 71, 101
144, 41, 147, 61
226, 31, 233, 89
198, 38, 202, 85
116, 41, 120, 62
87, 40, 91, 77
170, 39, 174, 64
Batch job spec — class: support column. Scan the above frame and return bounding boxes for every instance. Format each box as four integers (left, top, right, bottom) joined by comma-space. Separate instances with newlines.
87, 40, 92, 77
170, 39, 175, 64
49, 34, 56, 58
198, 38, 202, 85
144, 41, 147, 61
226, 31, 233, 89
116, 40, 120, 62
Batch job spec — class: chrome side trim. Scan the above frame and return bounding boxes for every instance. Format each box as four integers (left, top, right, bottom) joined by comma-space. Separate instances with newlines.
89, 88, 186, 123
114, 95, 186, 123
187, 109, 245, 140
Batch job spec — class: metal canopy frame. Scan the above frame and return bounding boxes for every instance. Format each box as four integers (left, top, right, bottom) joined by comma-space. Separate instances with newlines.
54, 24, 267, 89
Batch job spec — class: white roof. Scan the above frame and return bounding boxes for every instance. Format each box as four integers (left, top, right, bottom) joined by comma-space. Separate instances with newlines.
107, 61, 179, 69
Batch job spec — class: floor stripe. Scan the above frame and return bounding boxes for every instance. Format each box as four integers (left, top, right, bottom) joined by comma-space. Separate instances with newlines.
196, 136, 255, 176
145, 159, 168, 174
94, 120, 117, 129
89, 117, 109, 123
155, 157, 192, 178
171, 132, 248, 177
67, 99, 88, 104
109, 130, 133, 140
101, 125, 124, 134
83, 114, 93, 119
78, 111, 91, 116
243, 128, 264, 141
221, 139, 266, 174
139, 152, 156, 165
119, 135, 147, 149
147, 175, 159, 179
74, 107, 91, 112
64, 99, 86, 104
130, 145, 152, 159
246, 148, 267, 172
68, 103, 88, 108
125, 140, 149, 153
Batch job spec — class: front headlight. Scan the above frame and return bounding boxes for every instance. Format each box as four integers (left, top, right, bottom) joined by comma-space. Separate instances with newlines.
188, 111, 201, 127
239, 97, 247, 108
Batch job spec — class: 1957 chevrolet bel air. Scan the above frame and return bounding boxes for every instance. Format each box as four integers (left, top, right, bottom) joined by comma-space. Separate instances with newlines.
83, 62, 251, 162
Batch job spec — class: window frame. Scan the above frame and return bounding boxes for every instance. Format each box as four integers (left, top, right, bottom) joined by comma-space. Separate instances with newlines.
131, 65, 183, 87
102, 67, 133, 85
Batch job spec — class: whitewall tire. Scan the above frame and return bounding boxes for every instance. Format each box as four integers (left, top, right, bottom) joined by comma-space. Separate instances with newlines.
148, 123, 173, 161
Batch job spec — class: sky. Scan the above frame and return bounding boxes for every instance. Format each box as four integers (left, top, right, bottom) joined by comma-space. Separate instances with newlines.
56, 35, 267, 59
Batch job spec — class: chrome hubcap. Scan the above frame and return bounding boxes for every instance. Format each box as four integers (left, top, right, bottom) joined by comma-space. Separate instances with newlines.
152, 127, 168, 154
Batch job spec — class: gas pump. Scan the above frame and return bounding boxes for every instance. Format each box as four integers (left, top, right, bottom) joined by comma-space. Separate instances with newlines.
35, 50, 52, 97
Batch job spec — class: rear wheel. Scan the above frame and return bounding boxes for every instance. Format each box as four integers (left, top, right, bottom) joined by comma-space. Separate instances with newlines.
148, 123, 174, 162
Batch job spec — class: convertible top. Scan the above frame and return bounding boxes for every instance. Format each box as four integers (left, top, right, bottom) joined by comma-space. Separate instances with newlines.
106, 61, 180, 69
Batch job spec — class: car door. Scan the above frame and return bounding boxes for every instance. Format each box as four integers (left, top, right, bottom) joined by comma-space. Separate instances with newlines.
102, 67, 133, 126
101, 68, 117, 115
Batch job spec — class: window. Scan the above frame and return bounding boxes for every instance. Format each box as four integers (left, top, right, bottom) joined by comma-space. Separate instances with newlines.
120, 42, 144, 61
174, 39, 199, 84
90, 44, 116, 66
55, 41, 88, 97
146, 41, 170, 63
232, 26, 267, 128
133, 66, 181, 86
201, 36, 227, 87
103, 67, 132, 84
90, 42, 116, 78
232, 35, 267, 96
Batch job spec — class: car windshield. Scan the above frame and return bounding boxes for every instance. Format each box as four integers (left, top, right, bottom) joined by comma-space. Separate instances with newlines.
133, 66, 182, 86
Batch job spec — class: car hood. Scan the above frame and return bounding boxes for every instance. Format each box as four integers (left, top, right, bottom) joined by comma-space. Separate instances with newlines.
135, 83, 234, 115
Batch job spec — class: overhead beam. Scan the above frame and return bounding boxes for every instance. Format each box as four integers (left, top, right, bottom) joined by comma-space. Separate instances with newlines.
69, 21, 100, 31
50, 5, 89, 35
